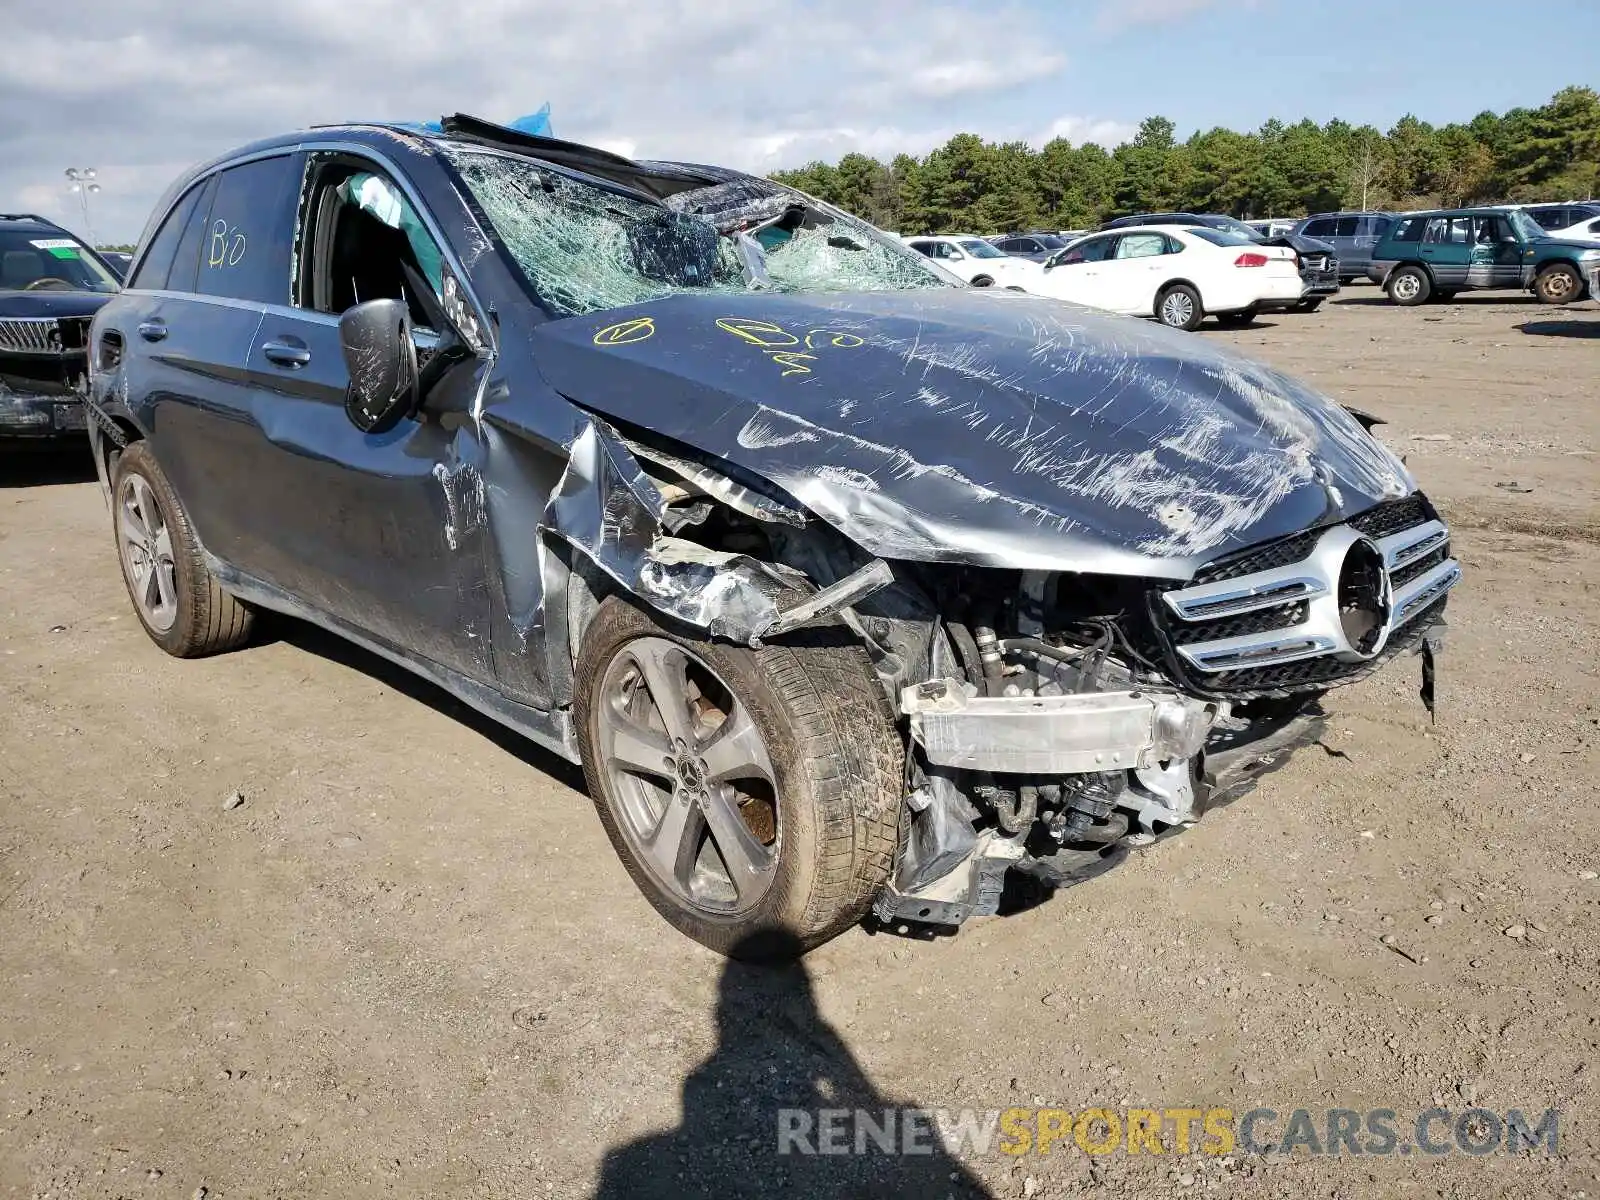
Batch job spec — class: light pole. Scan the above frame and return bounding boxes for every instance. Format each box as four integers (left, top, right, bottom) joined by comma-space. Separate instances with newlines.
64, 167, 101, 246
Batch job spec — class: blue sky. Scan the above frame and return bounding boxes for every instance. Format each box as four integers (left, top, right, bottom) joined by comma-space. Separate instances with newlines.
3, 0, 1596, 243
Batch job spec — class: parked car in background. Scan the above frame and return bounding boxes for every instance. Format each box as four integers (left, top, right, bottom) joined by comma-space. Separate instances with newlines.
988, 232, 1070, 262
1102, 213, 1339, 309
903, 235, 1043, 288
1367, 207, 1600, 305
1517, 202, 1600, 241
100, 250, 134, 281
1245, 218, 1298, 239
85, 115, 1457, 958
1291, 212, 1397, 283
1, 212, 120, 440
1031, 225, 1301, 330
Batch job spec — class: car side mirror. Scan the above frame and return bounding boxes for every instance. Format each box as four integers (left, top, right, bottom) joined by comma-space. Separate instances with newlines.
339, 298, 418, 435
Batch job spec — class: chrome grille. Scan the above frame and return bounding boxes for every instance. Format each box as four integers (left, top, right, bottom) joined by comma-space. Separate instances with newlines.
0, 317, 61, 354
1153, 495, 1457, 696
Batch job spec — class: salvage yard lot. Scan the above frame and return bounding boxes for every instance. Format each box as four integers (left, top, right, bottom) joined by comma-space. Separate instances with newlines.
2, 294, 1597, 1198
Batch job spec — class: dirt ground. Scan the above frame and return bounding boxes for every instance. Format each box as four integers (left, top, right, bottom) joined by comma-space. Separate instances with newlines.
2, 289, 1597, 1200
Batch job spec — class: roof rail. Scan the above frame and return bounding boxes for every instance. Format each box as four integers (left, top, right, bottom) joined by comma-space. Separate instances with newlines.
0, 212, 56, 224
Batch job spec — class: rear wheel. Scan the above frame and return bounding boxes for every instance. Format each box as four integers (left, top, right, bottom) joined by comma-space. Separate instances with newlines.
1534, 263, 1582, 305
970, 275, 995, 288
1386, 266, 1431, 306
111, 441, 254, 657
575, 597, 904, 959
1215, 306, 1257, 327
1295, 297, 1324, 312
1156, 283, 1203, 331
1433, 289, 1458, 303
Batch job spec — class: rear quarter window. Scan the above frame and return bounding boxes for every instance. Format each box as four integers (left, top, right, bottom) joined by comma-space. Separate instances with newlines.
194, 154, 302, 305
1389, 217, 1425, 244
128, 180, 210, 292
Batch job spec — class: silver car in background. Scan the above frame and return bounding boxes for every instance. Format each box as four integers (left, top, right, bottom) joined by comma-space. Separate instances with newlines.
1292, 212, 1398, 284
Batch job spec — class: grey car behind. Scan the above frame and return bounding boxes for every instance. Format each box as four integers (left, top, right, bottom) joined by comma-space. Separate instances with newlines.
1292, 212, 1397, 283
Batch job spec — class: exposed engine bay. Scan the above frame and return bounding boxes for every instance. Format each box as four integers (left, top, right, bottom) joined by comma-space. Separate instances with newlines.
574, 419, 1455, 934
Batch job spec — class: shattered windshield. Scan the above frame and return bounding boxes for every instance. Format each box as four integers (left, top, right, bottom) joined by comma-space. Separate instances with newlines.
448, 149, 949, 317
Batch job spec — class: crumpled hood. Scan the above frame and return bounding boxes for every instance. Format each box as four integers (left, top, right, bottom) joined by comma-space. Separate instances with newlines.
0, 290, 114, 320
529, 288, 1414, 578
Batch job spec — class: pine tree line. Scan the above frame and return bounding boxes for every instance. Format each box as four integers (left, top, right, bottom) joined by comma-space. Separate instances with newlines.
770, 87, 1600, 234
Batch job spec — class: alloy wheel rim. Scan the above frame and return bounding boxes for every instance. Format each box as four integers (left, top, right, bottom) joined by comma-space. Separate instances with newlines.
1162, 293, 1194, 325
597, 637, 780, 916
117, 473, 178, 632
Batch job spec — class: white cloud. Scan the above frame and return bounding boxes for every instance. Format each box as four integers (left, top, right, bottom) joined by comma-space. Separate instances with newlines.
0, 0, 1111, 242
1032, 115, 1142, 148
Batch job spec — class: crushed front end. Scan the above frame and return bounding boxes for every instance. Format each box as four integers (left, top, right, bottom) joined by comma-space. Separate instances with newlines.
873, 492, 1457, 930
0, 314, 94, 438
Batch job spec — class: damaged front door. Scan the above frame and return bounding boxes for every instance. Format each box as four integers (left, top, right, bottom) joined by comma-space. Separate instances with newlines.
236, 153, 494, 679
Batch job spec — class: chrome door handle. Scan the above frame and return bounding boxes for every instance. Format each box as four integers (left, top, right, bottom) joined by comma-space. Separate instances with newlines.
261, 341, 311, 368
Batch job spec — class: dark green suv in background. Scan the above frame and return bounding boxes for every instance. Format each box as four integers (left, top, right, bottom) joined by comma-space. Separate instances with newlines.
1367, 207, 1600, 305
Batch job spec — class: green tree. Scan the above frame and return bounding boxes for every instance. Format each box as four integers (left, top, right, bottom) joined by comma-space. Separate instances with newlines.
769, 88, 1600, 235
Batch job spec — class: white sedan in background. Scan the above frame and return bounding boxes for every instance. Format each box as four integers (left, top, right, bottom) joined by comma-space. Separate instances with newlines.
1029, 225, 1304, 330
903, 235, 1043, 290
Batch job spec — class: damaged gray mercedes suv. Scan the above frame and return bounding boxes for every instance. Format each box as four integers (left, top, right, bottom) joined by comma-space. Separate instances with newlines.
86, 116, 1459, 957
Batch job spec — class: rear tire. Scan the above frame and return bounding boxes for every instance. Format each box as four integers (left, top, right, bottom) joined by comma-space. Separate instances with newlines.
971, 275, 995, 288
1433, 289, 1458, 303
1295, 297, 1324, 312
574, 596, 904, 959
1156, 283, 1203, 331
1215, 307, 1257, 327
1386, 265, 1431, 306
111, 441, 254, 658
1534, 263, 1582, 305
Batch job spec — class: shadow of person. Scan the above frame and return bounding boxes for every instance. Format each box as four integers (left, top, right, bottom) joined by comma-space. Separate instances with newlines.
595, 930, 993, 1199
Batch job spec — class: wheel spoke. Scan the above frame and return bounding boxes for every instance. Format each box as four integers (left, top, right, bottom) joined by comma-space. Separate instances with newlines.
641, 793, 702, 889
606, 710, 676, 781
143, 561, 164, 612
120, 492, 149, 544
700, 785, 773, 902
152, 560, 178, 613
629, 642, 695, 745
698, 703, 772, 785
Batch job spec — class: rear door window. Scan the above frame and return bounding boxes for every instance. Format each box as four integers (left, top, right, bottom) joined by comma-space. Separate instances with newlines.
1115, 233, 1169, 259
1333, 217, 1360, 237
1424, 217, 1471, 245
1302, 218, 1336, 238
195, 154, 303, 305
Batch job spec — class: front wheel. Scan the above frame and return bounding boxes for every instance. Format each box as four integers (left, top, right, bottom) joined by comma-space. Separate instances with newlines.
970, 275, 995, 288
1386, 266, 1431, 306
1295, 297, 1324, 313
1534, 263, 1582, 305
1156, 284, 1203, 331
574, 597, 904, 959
